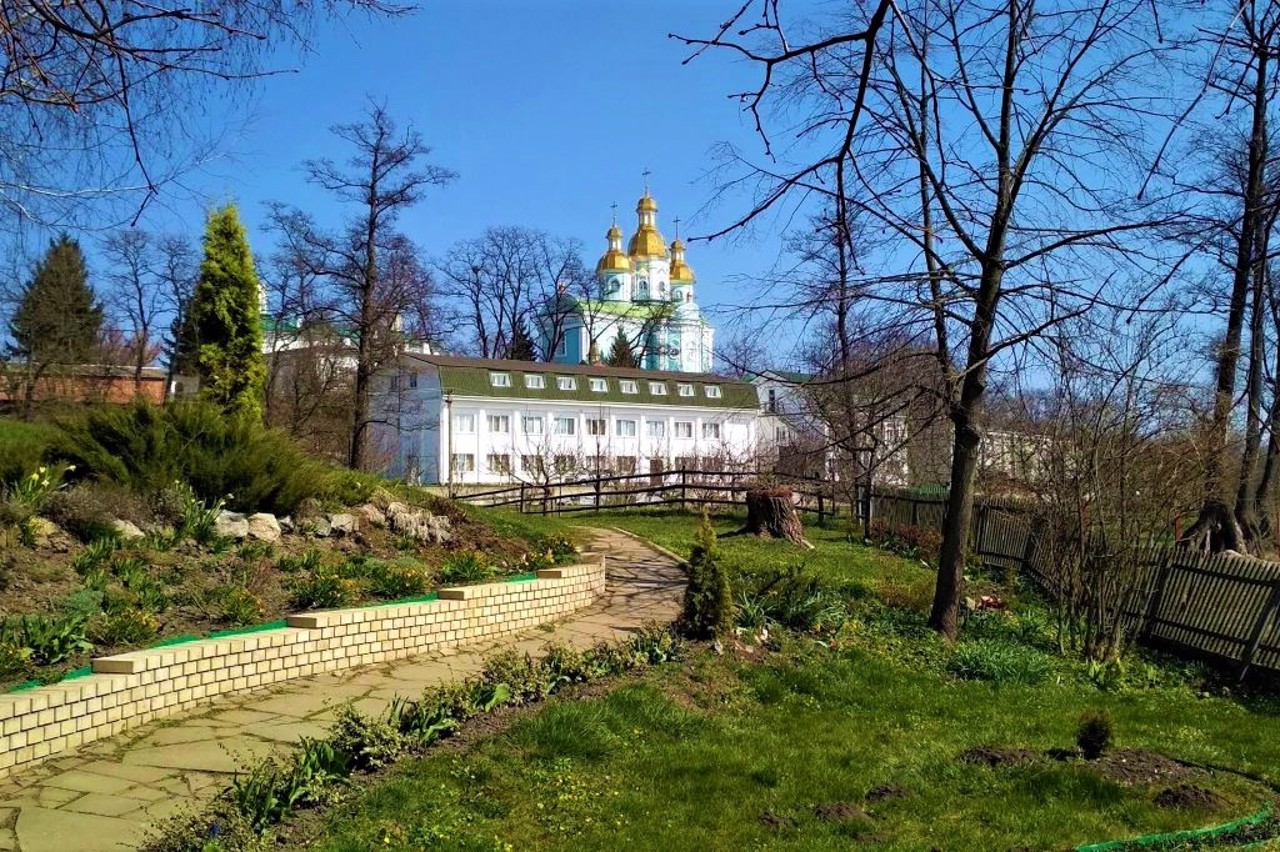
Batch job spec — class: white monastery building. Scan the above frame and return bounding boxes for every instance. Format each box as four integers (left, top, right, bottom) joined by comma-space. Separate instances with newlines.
373, 354, 762, 485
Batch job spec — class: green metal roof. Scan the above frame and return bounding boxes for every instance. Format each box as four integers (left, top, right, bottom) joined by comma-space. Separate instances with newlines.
408, 354, 757, 411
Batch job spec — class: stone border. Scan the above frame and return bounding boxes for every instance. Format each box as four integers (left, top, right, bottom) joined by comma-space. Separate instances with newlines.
0, 558, 606, 780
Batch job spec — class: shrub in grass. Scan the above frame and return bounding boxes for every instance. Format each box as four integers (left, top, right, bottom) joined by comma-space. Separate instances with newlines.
948, 638, 1054, 685
482, 649, 554, 705
681, 513, 734, 639
289, 572, 359, 610
210, 585, 263, 626
88, 608, 158, 646
440, 551, 492, 584
1077, 708, 1113, 760
54, 401, 326, 515
329, 705, 403, 771
364, 558, 431, 600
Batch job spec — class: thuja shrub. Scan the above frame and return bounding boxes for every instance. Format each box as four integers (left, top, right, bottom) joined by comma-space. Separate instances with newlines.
680, 513, 734, 640
1076, 708, 1113, 760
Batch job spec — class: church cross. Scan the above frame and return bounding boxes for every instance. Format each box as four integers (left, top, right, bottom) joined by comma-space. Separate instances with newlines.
642, 167, 652, 192
610, 201, 618, 225
673, 216, 681, 239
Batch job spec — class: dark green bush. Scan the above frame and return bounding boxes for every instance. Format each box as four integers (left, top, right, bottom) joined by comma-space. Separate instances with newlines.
54, 402, 327, 515
1077, 708, 1113, 759
210, 585, 263, 625
88, 608, 158, 646
441, 551, 492, 584
364, 558, 431, 600
0, 419, 60, 485
289, 572, 358, 611
681, 513, 733, 640
0, 613, 93, 665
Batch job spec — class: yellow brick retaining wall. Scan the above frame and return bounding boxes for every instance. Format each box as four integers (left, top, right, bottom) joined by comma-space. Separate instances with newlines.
0, 558, 605, 779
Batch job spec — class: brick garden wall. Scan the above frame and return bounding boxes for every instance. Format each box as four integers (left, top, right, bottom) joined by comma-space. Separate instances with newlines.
0, 559, 605, 779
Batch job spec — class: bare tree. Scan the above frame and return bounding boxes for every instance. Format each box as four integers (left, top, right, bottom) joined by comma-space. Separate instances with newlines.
101, 230, 166, 388
680, 0, 1187, 638
0, 0, 409, 232
267, 104, 455, 469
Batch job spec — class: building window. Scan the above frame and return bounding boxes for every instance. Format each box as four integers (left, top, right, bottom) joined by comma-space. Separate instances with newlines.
524, 374, 545, 389
450, 453, 475, 473
647, 421, 666, 438
408, 372, 419, 389
490, 372, 511, 387
556, 336, 568, 356
554, 455, 577, 476
522, 415, 544, 435
487, 453, 512, 475
615, 456, 637, 475
705, 385, 722, 398
556, 376, 576, 391
620, 380, 637, 394
487, 414, 510, 433
776, 426, 789, 442
702, 422, 721, 440
520, 455, 545, 474
675, 456, 696, 470
406, 454, 419, 477
389, 374, 400, 392
589, 377, 608, 392
615, 419, 637, 437
649, 382, 667, 395
674, 421, 693, 438
453, 413, 475, 433
554, 416, 576, 435
648, 457, 665, 485
767, 389, 777, 412
590, 455, 609, 473
587, 418, 607, 435
677, 383, 694, 397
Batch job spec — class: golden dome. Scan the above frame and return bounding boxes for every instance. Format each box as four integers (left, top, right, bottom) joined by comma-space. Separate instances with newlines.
629, 228, 668, 257
597, 223, 632, 271
597, 249, 632, 272
638, 193, 658, 212
670, 239, 694, 281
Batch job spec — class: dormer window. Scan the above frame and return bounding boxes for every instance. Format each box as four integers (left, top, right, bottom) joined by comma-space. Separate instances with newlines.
557, 376, 577, 391
649, 382, 667, 396
524, 374, 545, 389
620, 380, 638, 394
705, 385, 722, 398
490, 372, 511, 388
589, 377, 607, 392
677, 383, 694, 397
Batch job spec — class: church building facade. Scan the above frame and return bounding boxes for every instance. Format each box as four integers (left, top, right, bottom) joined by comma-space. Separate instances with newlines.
537, 191, 714, 373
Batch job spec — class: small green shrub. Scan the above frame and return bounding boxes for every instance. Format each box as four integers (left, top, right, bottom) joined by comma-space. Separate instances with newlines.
482, 649, 554, 705
948, 639, 1054, 685
88, 608, 159, 646
60, 587, 105, 620
276, 549, 324, 574
210, 585, 263, 626
1077, 708, 1113, 760
736, 568, 848, 634
440, 551, 492, 584
1, 613, 92, 665
289, 573, 358, 611
329, 705, 403, 771
364, 558, 431, 600
681, 513, 733, 640
55, 401, 327, 515
70, 537, 119, 577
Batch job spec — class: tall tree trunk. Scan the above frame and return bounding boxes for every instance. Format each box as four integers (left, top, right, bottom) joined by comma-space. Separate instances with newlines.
1185, 49, 1269, 552
1255, 284, 1280, 537
1235, 225, 1269, 543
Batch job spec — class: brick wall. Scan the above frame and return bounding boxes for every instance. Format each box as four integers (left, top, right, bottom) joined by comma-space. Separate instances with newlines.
0, 559, 605, 779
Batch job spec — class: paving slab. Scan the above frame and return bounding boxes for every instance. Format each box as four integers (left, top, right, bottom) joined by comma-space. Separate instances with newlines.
0, 528, 684, 851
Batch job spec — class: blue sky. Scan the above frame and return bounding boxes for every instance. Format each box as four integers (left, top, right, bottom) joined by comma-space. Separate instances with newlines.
139, 0, 802, 334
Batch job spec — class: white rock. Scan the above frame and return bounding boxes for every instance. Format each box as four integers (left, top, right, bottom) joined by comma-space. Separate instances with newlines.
110, 519, 146, 541
329, 513, 357, 536
357, 504, 386, 528
246, 512, 282, 543
214, 510, 249, 541
308, 516, 332, 538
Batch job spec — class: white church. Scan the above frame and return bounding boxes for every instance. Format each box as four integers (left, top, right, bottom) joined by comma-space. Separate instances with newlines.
536, 190, 714, 373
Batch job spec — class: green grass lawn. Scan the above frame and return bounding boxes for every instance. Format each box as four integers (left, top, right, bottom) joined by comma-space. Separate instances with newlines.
297, 509, 1280, 852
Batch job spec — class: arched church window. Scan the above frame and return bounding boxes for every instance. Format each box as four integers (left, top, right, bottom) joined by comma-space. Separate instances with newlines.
637, 279, 649, 298
685, 292, 692, 303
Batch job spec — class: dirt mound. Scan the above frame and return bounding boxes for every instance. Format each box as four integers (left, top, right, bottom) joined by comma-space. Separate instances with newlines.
814, 802, 867, 822
959, 746, 1038, 768
865, 784, 910, 802
1154, 784, 1227, 811
759, 810, 795, 831
1095, 749, 1190, 787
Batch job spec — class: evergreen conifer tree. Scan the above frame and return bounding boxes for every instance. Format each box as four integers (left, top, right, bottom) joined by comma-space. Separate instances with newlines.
507, 321, 538, 361
10, 234, 103, 365
605, 334, 639, 368
189, 205, 266, 418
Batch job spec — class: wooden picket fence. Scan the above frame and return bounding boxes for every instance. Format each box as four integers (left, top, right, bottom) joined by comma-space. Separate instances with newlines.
871, 489, 1280, 679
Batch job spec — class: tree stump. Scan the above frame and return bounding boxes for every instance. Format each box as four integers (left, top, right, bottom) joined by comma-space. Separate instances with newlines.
742, 486, 812, 548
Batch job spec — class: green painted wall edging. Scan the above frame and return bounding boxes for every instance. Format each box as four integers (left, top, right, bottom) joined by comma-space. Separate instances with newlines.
1077, 802, 1274, 851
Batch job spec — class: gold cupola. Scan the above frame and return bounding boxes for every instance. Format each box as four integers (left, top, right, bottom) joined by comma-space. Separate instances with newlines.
669, 238, 694, 282
596, 223, 632, 272
628, 192, 668, 258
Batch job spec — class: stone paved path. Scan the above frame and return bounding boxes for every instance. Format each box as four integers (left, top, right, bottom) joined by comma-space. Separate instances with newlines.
0, 528, 682, 852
